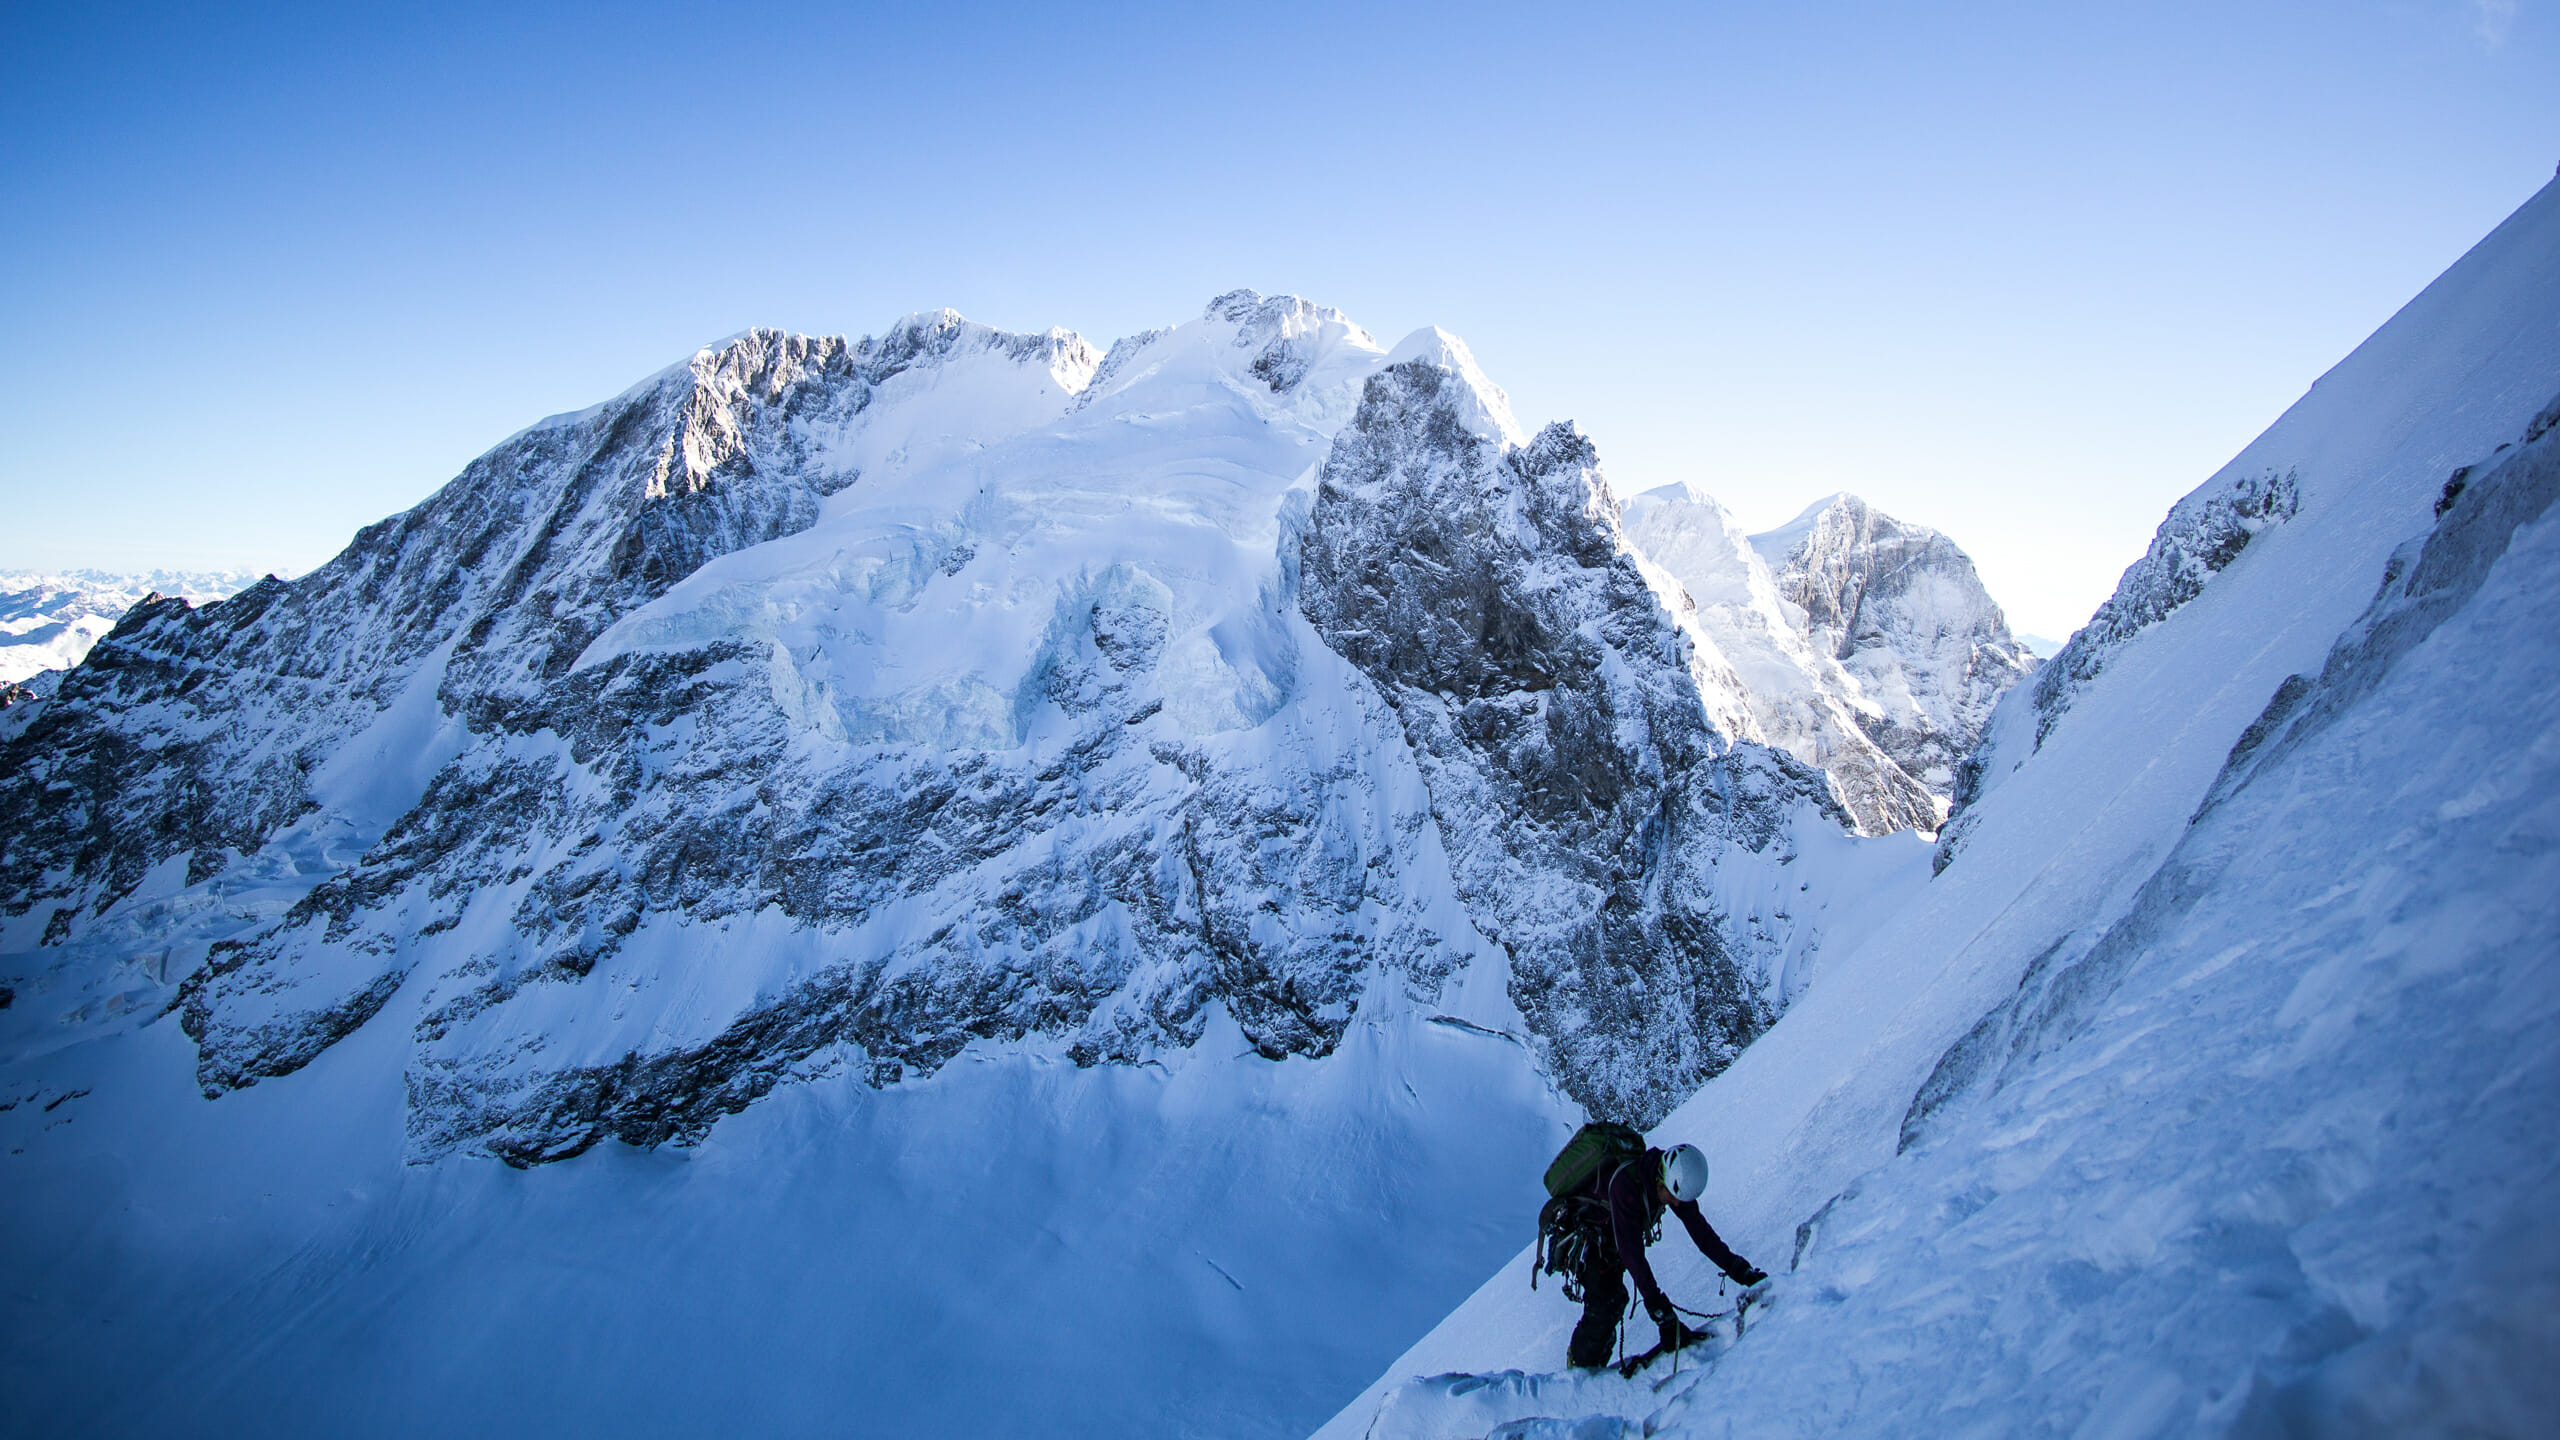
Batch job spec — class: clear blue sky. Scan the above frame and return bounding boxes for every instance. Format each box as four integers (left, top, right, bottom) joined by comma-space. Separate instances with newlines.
3, 0, 2552, 637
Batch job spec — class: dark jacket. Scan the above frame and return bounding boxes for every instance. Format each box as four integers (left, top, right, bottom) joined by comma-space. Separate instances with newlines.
1586, 1146, 1751, 1314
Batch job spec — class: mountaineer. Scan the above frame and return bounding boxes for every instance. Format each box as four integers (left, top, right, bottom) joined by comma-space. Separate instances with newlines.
1533, 1123, 1768, 1369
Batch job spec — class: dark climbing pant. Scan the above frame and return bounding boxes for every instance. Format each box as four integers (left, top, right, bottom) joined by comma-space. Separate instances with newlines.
1567, 1253, 1630, 1369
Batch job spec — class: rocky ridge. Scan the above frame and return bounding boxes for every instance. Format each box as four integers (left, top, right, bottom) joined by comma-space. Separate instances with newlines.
1302, 336, 1850, 1124
1933, 464, 2300, 872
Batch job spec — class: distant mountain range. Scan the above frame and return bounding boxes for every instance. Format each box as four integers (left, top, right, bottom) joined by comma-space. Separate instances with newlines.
0, 568, 271, 687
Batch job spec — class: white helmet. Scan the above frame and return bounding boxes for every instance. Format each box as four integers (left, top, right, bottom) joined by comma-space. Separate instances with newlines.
1661, 1143, 1709, 1203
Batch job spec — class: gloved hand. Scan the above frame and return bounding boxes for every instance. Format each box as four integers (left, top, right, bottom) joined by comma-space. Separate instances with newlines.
1642, 1291, 1676, 1327
1658, 1317, 1707, 1352
1731, 1265, 1769, 1287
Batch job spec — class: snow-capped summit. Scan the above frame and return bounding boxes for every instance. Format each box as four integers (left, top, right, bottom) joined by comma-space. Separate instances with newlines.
1620, 484, 1949, 836
1379, 325, 1528, 446
648, 317, 1104, 502
1741, 489, 1848, 571
1075, 288, 1386, 435
1753, 492, 2037, 794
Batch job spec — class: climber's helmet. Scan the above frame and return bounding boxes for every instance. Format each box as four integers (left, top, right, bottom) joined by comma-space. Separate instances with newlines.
1661, 1143, 1709, 1203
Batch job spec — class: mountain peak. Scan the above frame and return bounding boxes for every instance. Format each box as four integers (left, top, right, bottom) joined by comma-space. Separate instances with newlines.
1635, 479, 1728, 512
671, 317, 1108, 409
857, 312, 1103, 390
1382, 326, 1524, 445
1202, 287, 1355, 335
1197, 289, 1381, 395
1619, 483, 1961, 836
1756, 493, 2032, 792
1749, 491, 1866, 566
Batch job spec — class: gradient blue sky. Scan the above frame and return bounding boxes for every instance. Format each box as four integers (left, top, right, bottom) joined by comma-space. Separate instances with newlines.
4, 0, 2552, 637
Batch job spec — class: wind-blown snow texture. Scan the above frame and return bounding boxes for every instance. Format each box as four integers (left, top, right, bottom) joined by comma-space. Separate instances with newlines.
1319, 181, 2560, 1440
0, 292, 1962, 1437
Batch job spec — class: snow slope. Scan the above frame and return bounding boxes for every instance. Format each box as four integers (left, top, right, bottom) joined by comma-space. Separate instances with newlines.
1317, 180, 2560, 1440
0, 977, 1583, 1437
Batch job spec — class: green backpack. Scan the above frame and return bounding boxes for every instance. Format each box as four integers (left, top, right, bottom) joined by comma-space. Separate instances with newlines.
1533, 1122, 1650, 1297
1543, 1121, 1647, 1198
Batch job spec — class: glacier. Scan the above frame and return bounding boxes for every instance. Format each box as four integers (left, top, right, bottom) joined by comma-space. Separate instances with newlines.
1317, 181, 2560, 1440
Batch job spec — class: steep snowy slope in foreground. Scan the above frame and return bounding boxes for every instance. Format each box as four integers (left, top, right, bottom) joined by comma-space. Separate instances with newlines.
1320, 182, 2560, 1440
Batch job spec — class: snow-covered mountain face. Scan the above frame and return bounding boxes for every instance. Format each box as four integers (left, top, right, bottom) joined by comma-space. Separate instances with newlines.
0, 569, 264, 690
1614, 484, 2031, 837
1619, 484, 1956, 836
1753, 492, 2037, 797
0, 294, 1881, 1162
0, 291, 1934, 1436
1319, 182, 2560, 1440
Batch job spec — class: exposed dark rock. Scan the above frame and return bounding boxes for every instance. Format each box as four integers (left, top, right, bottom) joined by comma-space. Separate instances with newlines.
1302, 357, 1841, 1127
